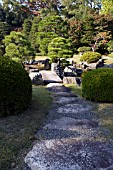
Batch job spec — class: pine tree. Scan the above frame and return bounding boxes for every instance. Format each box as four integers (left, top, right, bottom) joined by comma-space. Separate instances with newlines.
37, 14, 69, 55
48, 37, 73, 60
29, 16, 41, 52
22, 19, 32, 38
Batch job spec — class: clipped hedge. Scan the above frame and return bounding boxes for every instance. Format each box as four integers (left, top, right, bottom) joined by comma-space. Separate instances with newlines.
82, 68, 113, 102
0, 57, 32, 117
80, 51, 101, 63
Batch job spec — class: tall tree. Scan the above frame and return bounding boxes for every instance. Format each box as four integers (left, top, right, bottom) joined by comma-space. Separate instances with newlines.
3, 31, 35, 61
29, 16, 41, 52
80, 16, 95, 46
92, 14, 113, 53
0, 22, 11, 41
0, 3, 6, 22
60, 0, 101, 19
22, 19, 32, 38
1, 0, 30, 28
48, 37, 73, 60
13, 0, 61, 16
68, 19, 83, 51
37, 14, 69, 55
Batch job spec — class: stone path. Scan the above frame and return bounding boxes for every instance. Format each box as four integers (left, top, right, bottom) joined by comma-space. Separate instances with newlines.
24, 84, 113, 170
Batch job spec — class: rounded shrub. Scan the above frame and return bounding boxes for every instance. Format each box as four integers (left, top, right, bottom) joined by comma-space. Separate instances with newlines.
108, 53, 113, 58
82, 68, 113, 102
0, 57, 32, 117
80, 51, 101, 63
78, 46, 91, 53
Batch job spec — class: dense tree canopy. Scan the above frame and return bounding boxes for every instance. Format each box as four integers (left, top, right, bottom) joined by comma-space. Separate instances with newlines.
0, 0, 113, 60
36, 14, 69, 55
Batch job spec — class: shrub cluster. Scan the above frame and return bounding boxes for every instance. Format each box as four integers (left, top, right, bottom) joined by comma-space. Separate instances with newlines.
80, 51, 101, 63
78, 46, 91, 53
82, 68, 113, 102
0, 57, 32, 117
108, 53, 113, 58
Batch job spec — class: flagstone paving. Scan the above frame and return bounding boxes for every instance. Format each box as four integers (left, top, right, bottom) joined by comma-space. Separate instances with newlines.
24, 84, 113, 170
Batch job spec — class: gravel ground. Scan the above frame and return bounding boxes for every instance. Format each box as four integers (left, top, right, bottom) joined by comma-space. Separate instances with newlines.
24, 84, 113, 170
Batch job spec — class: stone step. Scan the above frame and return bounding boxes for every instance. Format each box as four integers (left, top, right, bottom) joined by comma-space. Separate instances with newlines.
53, 97, 78, 105
25, 139, 113, 170
35, 117, 101, 141
44, 117, 99, 130
52, 91, 78, 97
48, 108, 97, 120
24, 85, 113, 170
47, 85, 71, 93
57, 103, 92, 114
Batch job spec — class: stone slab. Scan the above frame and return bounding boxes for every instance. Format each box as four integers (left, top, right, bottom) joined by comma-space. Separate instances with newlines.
25, 139, 113, 170
35, 117, 100, 140
53, 91, 77, 97
40, 71, 62, 83
44, 117, 99, 131
57, 103, 92, 114
54, 97, 77, 104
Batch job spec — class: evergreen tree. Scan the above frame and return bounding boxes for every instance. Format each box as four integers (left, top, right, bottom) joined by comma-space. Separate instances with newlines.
3, 31, 35, 61
48, 37, 73, 60
0, 3, 6, 22
1, 0, 30, 28
60, 0, 101, 19
80, 16, 95, 46
37, 14, 69, 55
29, 16, 41, 52
0, 22, 11, 41
16, 0, 60, 16
22, 19, 32, 38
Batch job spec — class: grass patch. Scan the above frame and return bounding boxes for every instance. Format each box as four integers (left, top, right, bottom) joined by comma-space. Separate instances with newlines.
0, 86, 52, 169
35, 56, 49, 60
65, 84, 82, 97
73, 54, 113, 65
66, 84, 113, 140
95, 103, 113, 139
73, 54, 81, 64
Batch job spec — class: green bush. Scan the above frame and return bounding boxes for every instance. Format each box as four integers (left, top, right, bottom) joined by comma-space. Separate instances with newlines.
80, 51, 101, 63
107, 40, 113, 53
78, 46, 91, 52
0, 57, 32, 116
108, 53, 113, 58
12, 57, 21, 63
82, 68, 113, 102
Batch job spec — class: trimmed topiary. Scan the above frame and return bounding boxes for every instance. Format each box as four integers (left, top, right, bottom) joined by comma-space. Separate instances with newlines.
82, 68, 113, 102
80, 51, 101, 63
0, 57, 32, 117
78, 46, 91, 53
